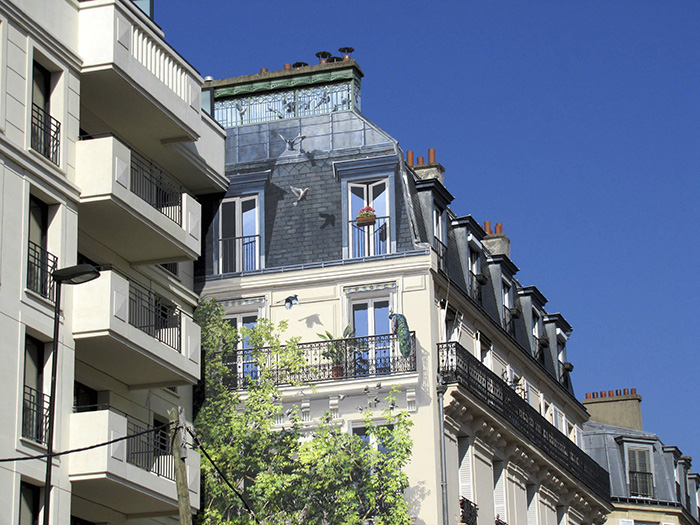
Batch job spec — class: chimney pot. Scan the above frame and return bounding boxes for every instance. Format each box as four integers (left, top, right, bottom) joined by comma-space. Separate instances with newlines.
406, 150, 414, 166
428, 148, 436, 164
417, 156, 425, 165
260, 67, 268, 74
284, 63, 292, 70
616, 389, 622, 396
631, 388, 637, 395
623, 388, 629, 395
592, 392, 598, 398
495, 222, 503, 234
484, 221, 492, 234
585, 392, 591, 399
608, 390, 614, 397
601, 391, 607, 397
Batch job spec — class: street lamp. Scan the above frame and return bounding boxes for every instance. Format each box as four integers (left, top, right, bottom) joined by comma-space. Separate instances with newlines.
43, 263, 100, 525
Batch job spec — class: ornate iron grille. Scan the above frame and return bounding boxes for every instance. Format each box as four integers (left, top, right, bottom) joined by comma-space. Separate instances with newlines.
130, 151, 183, 225
219, 235, 260, 273
459, 497, 478, 525
215, 81, 358, 127
27, 240, 57, 302
128, 282, 181, 351
126, 417, 174, 480
468, 271, 483, 305
228, 332, 416, 389
350, 216, 390, 258
629, 470, 654, 498
31, 103, 60, 165
434, 238, 448, 274
437, 341, 611, 501
22, 385, 50, 444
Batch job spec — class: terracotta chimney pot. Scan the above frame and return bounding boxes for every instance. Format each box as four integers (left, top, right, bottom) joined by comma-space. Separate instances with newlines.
585, 393, 591, 399
406, 150, 414, 166
623, 388, 629, 395
631, 388, 637, 395
284, 63, 292, 70
428, 148, 436, 164
260, 67, 268, 74
484, 221, 492, 234
495, 222, 503, 234
417, 156, 425, 165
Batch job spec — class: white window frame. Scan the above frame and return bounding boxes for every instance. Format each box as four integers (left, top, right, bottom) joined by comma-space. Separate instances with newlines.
224, 312, 259, 384
348, 179, 390, 258
218, 195, 260, 273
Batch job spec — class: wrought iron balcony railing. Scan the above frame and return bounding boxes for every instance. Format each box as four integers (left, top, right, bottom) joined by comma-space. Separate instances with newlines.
130, 150, 183, 225
437, 341, 611, 501
219, 234, 260, 273
128, 282, 181, 351
434, 238, 447, 274
468, 271, 483, 305
459, 497, 478, 525
31, 103, 60, 165
22, 385, 50, 444
495, 519, 509, 525
127, 416, 174, 480
629, 470, 654, 498
227, 332, 416, 389
350, 216, 390, 258
27, 240, 58, 302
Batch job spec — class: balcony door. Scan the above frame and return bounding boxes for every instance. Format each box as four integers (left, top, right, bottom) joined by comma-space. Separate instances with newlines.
352, 299, 390, 376
226, 314, 258, 385
219, 196, 259, 273
349, 180, 389, 257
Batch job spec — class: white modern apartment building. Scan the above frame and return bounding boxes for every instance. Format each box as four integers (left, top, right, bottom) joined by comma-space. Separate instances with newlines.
0, 0, 225, 523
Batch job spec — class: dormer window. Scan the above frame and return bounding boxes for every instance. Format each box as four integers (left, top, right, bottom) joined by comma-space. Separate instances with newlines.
433, 204, 447, 272
349, 180, 389, 258
628, 446, 654, 498
467, 238, 484, 304
501, 280, 515, 335
218, 196, 260, 273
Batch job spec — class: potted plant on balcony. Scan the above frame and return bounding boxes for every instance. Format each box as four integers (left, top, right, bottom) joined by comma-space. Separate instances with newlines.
317, 323, 355, 378
356, 206, 376, 227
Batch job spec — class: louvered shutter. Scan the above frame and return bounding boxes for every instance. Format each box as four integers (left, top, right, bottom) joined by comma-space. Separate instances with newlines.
458, 437, 472, 499
526, 485, 538, 525
493, 461, 506, 518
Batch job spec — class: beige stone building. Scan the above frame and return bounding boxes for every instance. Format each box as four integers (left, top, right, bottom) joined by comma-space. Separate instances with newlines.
583, 389, 700, 525
198, 57, 613, 524
0, 0, 225, 523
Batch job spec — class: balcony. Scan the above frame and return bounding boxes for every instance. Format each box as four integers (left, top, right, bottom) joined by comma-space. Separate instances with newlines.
31, 104, 60, 165
27, 241, 57, 302
437, 341, 611, 501
459, 497, 478, 525
219, 234, 260, 273
21, 385, 49, 445
228, 332, 416, 389
350, 216, 390, 259
72, 270, 200, 388
78, 0, 225, 192
68, 408, 200, 518
629, 470, 654, 498
76, 135, 201, 264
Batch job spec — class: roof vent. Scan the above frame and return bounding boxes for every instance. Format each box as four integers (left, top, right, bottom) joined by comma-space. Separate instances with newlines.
315, 51, 332, 64
339, 46, 355, 60
203, 76, 214, 82
327, 56, 343, 63
292, 62, 308, 68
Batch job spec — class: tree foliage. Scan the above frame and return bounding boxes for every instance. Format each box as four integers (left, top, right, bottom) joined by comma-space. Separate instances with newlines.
194, 299, 413, 524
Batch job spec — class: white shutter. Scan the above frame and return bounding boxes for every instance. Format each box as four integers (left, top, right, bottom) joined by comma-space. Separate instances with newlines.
493, 461, 506, 518
526, 485, 538, 525
458, 437, 472, 499
618, 520, 634, 525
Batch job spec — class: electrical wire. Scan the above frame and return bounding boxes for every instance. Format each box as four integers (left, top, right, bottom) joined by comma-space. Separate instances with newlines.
0, 421, 174, 463
185, 426, 261, 525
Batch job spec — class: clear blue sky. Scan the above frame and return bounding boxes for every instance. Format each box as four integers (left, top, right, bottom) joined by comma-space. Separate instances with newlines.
157, 1, 700, 461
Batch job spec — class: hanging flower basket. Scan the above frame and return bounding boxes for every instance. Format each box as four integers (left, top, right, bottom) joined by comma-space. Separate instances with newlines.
356, 206, 376, 226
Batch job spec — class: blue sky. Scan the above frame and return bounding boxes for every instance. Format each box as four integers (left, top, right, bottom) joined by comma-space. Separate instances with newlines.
157, 2, 699, 461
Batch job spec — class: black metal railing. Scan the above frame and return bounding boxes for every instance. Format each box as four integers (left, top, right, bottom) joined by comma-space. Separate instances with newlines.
31, 103, 60, 165
434, 238, 447, 274
128, 282, 181, 351
126, 417, 174, 481
22, 385, 50, 444
459, 497, 478, 525
219, 235, 260, 273
350, 216, 390, 258
130, 150, 182, 225
629, 471, 654, 498
437, 341, 611, 501
27, 241, 58, 302
468, 271, 482, 305
228, 332, 416, 389
495, 519, 508, 525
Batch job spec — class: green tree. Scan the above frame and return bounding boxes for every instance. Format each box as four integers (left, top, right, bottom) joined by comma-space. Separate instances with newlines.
194, 299, 413, 524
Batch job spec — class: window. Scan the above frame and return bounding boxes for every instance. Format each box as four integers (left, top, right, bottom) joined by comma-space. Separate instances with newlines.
73, 382, 98, 413
31, 61, 60, 165
226, 314, 259, 385
433, 204, 447, 273
467, 246, 482, 303
478, 333, 492, 367
351, 298, 391, 376
27, 196, 57, 301
219, 196, 259, 273
19, 482, 41, 525
532, 310, 546, 363
352, 424, 393, 454
501, 280, 514, 335
349, 180, 389, 258
22, 335, 48, 444
628, 447, 654, 498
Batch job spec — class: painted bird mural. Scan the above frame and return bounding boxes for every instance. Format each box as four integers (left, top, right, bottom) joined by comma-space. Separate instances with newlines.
389, 311, 411, 357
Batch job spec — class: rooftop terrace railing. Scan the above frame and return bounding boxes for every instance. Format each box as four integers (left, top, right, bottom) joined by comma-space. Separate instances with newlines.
437, 341, 610, 501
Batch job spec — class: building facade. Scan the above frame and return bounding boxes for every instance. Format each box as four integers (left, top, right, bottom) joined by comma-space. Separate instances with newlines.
583, 390, 700, 525
0, 0, 225, 523
198, 57, 612, 524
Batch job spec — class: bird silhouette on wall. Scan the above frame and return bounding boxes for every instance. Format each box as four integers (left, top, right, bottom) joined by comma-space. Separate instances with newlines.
389, 311, 412, 357
277, 132, 306, 151
284, 295, 299, 309
319, 212, 335, 228
267, 106, 284, 119
290, 186, 308, 206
